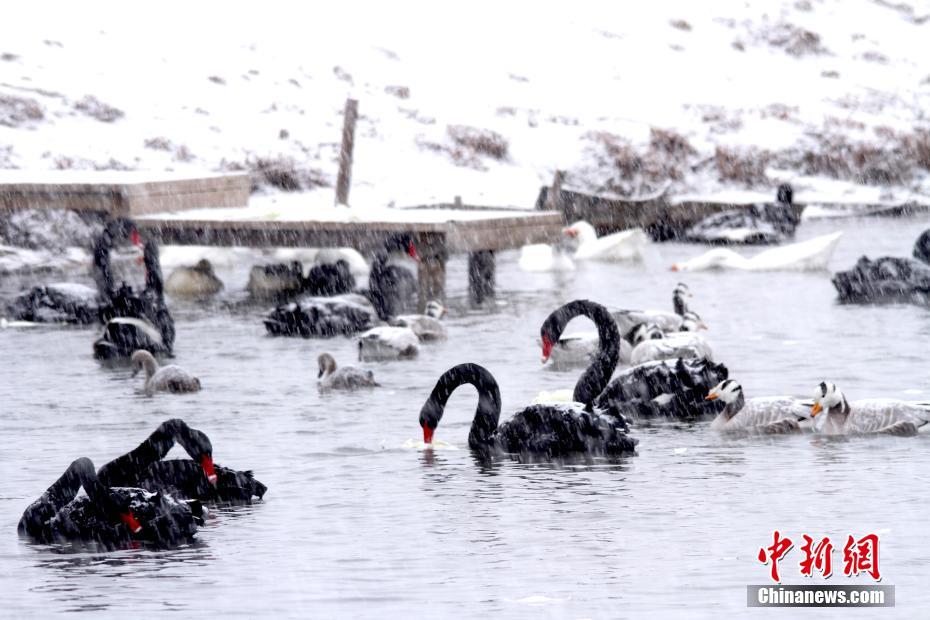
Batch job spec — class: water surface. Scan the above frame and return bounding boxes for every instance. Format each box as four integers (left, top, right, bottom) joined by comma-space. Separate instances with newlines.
1, 216, 929, 618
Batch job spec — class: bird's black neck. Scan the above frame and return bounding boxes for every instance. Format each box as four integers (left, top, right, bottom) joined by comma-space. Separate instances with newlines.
20, 457, 123, 535
541, 300, 620, 408
673, 292, 688, 316
98, 419, 212, 488
420, 363, 501, 449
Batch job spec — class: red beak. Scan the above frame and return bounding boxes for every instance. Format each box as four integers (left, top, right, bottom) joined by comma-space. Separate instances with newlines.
130, 229, 142, 247
120, 511, 143, 534
542, 335, 553, 363
407, 242, 420, 262
422, 424, 434, 444
201, 455, 218, 485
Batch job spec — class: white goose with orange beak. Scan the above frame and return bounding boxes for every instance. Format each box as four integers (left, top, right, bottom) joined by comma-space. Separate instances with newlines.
707, 380, 810, 433
811, 382, 930, 436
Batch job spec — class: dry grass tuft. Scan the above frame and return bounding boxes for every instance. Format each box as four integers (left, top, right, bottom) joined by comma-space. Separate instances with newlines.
714, 146, 771, 185
74, 95, 123, 122
0, 94, 43, 127
447, 125, 509, 160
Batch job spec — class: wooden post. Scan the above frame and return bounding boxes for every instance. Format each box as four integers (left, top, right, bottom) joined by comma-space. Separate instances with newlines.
416, 233, 447, 312
335, 98, 358, 206
468, 250, 495, 305
453, 195, 463, 208
545, 169, 564, 213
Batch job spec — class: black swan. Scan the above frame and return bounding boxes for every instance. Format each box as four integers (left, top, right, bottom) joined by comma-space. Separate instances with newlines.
263, 293, 376, 338
18, 456, 201, 548
539, 299, 726, 420
649, 184, 798, 245
539, 300, 621, 408
97, 419, 267, 504
594, 358, 728, 420
832, 229, 930, 306
419, 363, 637, 457
368, 234, 419, 320
247, 259, 355, 300
93, 219, 175, 359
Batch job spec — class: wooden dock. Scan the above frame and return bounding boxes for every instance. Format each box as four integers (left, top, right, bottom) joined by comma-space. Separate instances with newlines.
0, 171, 250, 216
135, 208, 563, 309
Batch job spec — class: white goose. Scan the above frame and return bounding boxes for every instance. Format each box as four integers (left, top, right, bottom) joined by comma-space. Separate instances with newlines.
518, 243, 575, 272
672, 232, 843, 272
811, 382, 930, 436
707, 380, 810, 433
357, 326, 420, 361
564, 221, 648, 261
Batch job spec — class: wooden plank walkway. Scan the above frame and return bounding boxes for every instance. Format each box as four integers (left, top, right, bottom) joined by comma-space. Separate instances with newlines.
0, 171, 250, 216
136, 209, 563, 309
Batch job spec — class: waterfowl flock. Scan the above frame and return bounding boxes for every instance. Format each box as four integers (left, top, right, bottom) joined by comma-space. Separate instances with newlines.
5, 192, 930, 552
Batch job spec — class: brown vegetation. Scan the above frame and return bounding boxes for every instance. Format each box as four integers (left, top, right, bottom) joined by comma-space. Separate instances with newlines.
0, 94, 43, 127
73, 95, 123, 122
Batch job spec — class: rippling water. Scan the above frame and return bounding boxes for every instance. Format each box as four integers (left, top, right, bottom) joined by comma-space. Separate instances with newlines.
2, 216, 930, 618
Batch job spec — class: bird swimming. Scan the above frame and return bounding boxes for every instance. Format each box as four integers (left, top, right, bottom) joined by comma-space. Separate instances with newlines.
318, 352, 379, 391
419, 363, 637, 457
97, 419, 267, 504
131, 349, 202, 396
706, 379, 810, 433
810, 381, 930, 436
165, 259, 224, 297
832, 229, 930, 306
18, 456, 201, 549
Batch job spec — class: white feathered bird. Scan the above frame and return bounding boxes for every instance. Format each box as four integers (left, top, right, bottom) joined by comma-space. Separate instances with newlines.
672, 232, 843, 272
564, 221, 648, 262
706, 380, 810, 433
811, 382, 930, 436
357, 326, 420, 361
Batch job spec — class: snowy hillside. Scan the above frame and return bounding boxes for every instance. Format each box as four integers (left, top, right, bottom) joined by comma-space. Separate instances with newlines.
1, 0, 929, 209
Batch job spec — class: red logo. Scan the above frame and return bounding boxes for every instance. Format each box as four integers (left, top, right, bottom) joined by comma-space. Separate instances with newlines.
758, 532, 881, 582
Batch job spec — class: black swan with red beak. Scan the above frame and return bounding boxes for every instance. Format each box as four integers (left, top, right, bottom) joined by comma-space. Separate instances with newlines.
540, 300, 620, 408
540, 299, 727, 420
419, 363, 637, 457
98, 419, 267, 504
18, 456, 201, 549
92, 218, 175, 360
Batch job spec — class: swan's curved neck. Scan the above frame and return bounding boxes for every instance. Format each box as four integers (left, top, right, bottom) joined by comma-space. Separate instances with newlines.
673, 292, 689, 316
542, 300, 620, 408
92, 219, 165, 303
21, 457, 124, 529
419, 363, 501, 449
97, 419, 213, 488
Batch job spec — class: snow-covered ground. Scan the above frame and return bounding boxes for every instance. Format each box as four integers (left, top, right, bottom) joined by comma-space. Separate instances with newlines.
1, 0, 929, 210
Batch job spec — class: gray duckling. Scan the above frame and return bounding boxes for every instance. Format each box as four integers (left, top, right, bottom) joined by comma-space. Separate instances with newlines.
131, 350, 202, 396
317, 352, 379, 391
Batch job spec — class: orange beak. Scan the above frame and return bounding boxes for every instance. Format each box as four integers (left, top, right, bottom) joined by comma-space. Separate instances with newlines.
671, 264, 680, 272
811, 403, 823, 417
705, 393, 718, 401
